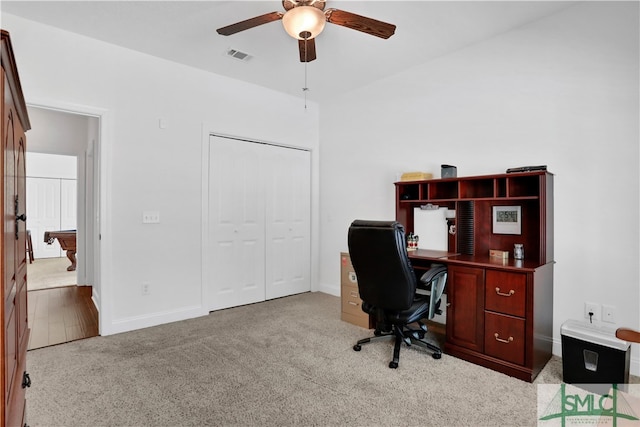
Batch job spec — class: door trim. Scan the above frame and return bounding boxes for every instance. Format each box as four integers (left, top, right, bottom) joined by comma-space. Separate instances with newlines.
26, 98, 111, 335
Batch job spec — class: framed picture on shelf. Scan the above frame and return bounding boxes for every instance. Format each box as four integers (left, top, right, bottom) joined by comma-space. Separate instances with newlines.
492, 206, 521, 235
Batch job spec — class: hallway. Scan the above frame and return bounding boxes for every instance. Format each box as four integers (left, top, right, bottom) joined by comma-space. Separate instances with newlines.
28, 286, 98, 350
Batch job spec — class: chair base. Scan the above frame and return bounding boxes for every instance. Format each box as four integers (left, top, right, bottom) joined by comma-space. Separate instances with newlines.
353, 323, 442, 368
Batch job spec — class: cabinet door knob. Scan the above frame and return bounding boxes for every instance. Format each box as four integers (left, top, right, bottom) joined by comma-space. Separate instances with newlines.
22, 372, 31, 388
495, 287, 515, 297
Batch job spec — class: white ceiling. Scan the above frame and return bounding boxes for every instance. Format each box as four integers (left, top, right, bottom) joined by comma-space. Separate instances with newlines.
1, 1, 577, 104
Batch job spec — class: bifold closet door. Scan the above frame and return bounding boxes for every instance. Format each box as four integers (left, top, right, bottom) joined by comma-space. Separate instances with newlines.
26, 177, 77, 259
209, 137, 266, 310
208, 136, 311, 311
264, 145, 311, 299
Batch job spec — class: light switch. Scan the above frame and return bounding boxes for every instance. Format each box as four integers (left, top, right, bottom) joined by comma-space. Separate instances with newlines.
142, 211, 160, 224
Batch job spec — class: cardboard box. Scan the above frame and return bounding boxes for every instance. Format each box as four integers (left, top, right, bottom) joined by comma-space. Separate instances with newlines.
340, 252, 357, 286
489, 249, 509, 259
400, 172, 433, 181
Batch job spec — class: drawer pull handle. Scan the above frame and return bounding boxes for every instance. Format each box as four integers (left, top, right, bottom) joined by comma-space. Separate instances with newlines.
350, 291, 358, 298
348, 301, 359, 307
495, 287, 515, 297
494, 333, 514, 344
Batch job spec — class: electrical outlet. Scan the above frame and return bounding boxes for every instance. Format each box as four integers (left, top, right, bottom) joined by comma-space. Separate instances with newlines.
142, 281, 151, 296
584, 302, 600, 322
602, 304, 616, 323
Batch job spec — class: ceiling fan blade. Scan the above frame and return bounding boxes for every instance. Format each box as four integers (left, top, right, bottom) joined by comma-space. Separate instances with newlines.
326, 9, 396, 39
217, 12, 283, 36
298, 38, 317, 62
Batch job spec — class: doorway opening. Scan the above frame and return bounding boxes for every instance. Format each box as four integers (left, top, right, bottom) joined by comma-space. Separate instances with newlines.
25, 105, 101, 349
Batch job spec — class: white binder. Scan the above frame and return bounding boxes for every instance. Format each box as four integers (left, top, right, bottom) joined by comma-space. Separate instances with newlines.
413, 207, 448, 251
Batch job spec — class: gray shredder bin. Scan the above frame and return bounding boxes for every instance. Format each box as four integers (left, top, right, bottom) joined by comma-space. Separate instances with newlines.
561, 319, 630, 392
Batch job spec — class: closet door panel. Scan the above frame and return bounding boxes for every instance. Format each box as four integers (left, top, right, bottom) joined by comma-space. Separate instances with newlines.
60, 178, 77, 230
265, 146, 311, 299
209, 136, 265, 310
26, 177, 62, 258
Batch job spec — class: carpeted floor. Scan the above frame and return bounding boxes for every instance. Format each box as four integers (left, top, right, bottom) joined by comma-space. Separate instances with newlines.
25, 292, 637, 427
27, 257, 78, 290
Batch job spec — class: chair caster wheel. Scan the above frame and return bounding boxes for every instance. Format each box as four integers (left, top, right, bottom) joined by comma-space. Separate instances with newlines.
389, 361, 398, 369
353, 344, 361, 351
432, 352, 442, 359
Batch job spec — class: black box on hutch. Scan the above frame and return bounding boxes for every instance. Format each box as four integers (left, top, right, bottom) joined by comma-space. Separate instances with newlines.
441, 164, 457, 178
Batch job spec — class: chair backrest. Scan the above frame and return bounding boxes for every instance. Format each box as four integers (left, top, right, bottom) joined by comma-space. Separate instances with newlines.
347, 220, 416, 311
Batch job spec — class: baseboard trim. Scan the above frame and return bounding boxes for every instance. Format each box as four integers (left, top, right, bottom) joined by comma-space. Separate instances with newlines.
105, 305, 206, 336
318, 282, 339, 297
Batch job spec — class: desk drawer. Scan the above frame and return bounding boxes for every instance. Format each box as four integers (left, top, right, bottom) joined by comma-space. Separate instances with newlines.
485, 270, 526, 317
484, 312, 525, 365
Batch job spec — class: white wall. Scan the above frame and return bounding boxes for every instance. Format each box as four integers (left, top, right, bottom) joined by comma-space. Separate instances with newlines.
26, 152, 77, 179
3, 14, 320, 335
26, 106, 89, 155
319, 2, 639, 373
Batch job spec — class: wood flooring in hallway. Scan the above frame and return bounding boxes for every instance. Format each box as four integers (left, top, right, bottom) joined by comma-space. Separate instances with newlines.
27, 285, 99, 350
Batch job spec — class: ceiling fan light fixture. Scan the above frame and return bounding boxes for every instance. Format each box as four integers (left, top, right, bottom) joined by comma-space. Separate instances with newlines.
282, 6, 326, 40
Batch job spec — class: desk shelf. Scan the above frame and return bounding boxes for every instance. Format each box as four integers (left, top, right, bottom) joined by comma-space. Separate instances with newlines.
395, 171, 553, 264
397, 172, 545, 202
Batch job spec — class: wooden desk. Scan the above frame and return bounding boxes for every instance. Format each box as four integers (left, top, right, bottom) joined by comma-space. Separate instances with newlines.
44, 230, 77, 271
408, 250, 553, 382
397, 171, 554, 382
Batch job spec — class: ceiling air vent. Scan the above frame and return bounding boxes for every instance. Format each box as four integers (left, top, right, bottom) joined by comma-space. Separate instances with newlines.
225, 48, 251, 61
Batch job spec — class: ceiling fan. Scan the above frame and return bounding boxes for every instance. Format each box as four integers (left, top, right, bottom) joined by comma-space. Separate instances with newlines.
216, 0, 396, 62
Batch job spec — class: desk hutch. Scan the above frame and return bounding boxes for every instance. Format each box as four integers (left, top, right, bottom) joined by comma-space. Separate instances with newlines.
396, 171, 554, 382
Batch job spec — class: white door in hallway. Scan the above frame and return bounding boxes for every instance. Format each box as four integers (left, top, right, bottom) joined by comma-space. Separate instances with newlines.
207, 135, 311, 311
60, 179, 77, 230
26, 177, 61, 259
26, 177, 77, 259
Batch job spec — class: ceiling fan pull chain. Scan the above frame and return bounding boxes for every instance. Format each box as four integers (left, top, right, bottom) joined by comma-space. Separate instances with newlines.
303, 36, 309, 109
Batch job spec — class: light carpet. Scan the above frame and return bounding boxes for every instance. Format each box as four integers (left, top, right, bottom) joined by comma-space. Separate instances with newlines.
27, 257, 78, 291
24, 292, 625, 427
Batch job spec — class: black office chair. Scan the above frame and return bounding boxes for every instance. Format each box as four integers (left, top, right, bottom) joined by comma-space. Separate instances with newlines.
348, 220, 448, 368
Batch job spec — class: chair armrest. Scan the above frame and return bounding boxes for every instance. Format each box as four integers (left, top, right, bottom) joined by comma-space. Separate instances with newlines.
616, 327, 640, 343
418, 264, 448, 319
419, 264, 447, 285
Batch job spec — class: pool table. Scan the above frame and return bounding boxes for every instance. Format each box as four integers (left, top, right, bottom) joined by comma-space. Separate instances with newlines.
44, 230, 77, 271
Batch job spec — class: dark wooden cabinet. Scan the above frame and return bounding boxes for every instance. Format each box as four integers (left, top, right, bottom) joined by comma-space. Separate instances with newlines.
1, 30, 31, 427
446, 266, 484, 352
396, 171, 553, 382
